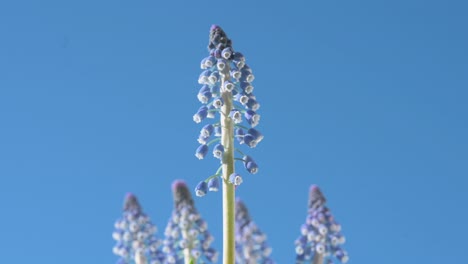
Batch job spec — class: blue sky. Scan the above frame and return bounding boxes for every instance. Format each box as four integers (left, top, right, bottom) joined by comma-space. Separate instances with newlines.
0, 0, 467, 263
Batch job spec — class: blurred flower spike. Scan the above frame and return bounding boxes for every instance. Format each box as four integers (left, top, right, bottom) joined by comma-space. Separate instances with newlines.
235, 198, 275, 264
112, 193, 165, 264
193, 25, 263, 193
295, 185, 349, 264
162, 180, 218, 263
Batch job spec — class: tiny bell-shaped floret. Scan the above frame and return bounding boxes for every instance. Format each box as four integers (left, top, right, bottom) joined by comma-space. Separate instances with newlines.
245, 110, 260, 127
198, 70, 211, 85
195, 144, 208, 160
243, 155, 258, 174
247, 128, 264, 143
212, 143, 224, 159
200, 124, 214, 138
195, 181, 208, 197
212, 97, 224, 108
235, 128, 245, 144
246, 97, 260, 111
200, 56, 215, 69
240, 81, 254, 94
208, 71, 220, 84
223, 80, 235, 92
193, 106, 208, 123
217, 58, 227, 71
243, 134, 257, 148
207, 177, 220, 192
222, 47, 233, 59
229, 109, 242, 124
230, 69, 242, 80
229, 173, 243, 186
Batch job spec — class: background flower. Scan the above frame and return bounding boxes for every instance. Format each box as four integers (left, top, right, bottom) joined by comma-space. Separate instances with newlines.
295, 185, 348, 264
112, 193, 165, 264
235, 198, 275, 264
162, 180, 218, 263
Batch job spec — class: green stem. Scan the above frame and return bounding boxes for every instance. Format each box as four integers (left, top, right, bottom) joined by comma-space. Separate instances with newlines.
181, 228, 193, 264
221, 71, 236, 264
312, 253, 323, 264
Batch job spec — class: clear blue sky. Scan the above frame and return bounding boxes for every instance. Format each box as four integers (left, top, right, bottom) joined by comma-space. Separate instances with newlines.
1, 0, 467, 263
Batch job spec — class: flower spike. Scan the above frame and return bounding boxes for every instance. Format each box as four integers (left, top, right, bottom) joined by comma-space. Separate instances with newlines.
112, 193, 165, 264
163, 181, 218, 263
235, 198, 275, 264
295, 185, 349, 264
193, 25, 263, 190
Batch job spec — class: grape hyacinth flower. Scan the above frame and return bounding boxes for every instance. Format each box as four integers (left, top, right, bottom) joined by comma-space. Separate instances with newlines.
235, 199, 275, 264
112, 193, 165, 264
295, 186, 349, 264
162, 180, 218, 264
193, 25, 263, 191
193, 25, 263, 264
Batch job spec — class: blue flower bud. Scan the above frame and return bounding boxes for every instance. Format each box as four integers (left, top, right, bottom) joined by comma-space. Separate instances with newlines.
197, 134, 209, 144
200, 57, 209, 69
198, 84, 210, 95
243, 134, 257, 148
223, 80, 235, 92
195, 144, 208, 159
232, 52, 245, 62
230, 69, 241, 80
245, 110, 260, 127
200, 124, 214, 137
208, 71, 220, 84
335, 250, 349, 263
198, 91, 212, 104
195, 181, 208, 197
198, 70, 211, 84
242, 64, 252, 73
229, 173, 243, 185
246, 97, 260, 111
240, 71, 255, 83
201, 56, 216, 69
240, 81, 254, 94
217, 59, 227, 71
234, 93, 249, 105
222, 47, 233, 59
212, 143, 224, 159
243, 156, 258, 174
229, 109, 242, 124
247, 128, 264, 143
207, 177, 220, 192
212, 97, 224, 108
232, 59, 245, 70
235, 128, 245, 144
193, 106, 208, 123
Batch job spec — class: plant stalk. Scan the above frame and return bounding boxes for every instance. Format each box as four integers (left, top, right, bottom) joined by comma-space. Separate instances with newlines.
220, 72, 236, 264
312, 253, 323, 264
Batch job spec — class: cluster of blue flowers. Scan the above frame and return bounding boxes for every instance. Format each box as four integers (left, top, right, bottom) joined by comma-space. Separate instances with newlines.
193, 25, 263, 196
112, 193, 165, 264
162, 180, 218, 263
295, 186, 349, 264
235, 199, 275, 264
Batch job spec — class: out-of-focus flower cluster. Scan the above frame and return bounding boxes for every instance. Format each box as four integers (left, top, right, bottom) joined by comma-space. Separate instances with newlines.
162, 180, 218, 263
113, 193, 165, 264
193, 25, 263, 196
295, 185, 348, 264
235, 199, 275, 264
